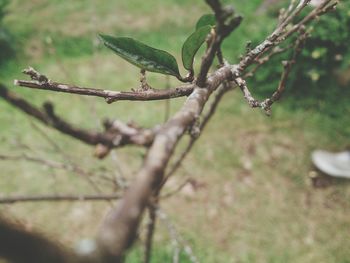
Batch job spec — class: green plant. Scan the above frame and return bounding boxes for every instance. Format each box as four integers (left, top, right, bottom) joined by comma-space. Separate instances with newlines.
99, 14, 217, 83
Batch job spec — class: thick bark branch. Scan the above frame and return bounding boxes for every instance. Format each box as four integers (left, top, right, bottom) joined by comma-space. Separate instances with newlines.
0, 216, 78, 263
162, 82, 234, 185
97, 65, 233, 261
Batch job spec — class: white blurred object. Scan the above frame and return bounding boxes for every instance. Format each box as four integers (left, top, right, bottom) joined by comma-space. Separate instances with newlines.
312, 150, 350, 178
75, 238, 98, 256
310, 0, 323, 7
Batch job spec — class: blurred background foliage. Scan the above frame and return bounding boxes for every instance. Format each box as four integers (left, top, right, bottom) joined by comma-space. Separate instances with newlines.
0, 1, 349, 263
0, 0, 14, 65
250, 1, 350, 126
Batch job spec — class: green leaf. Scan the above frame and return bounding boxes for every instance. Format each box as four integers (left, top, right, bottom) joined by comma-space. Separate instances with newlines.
195, 14, 216, 30
182, 25, 211, 71
99, 34, 180, 77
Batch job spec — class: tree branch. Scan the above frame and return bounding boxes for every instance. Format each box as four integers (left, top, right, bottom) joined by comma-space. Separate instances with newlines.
14, 67, 194, 103
237, 0, 329, 72
262, 28, 309, 110
244, 44, 293, 78
0, 194, 121, 204
196, 0, 242, 87
96, 64, 233, 262
0, 148, 122, 193
143, 205, 157, 263
0, 84, 155, 153
157, 208, 200, 263
0, 216, 79, 263
162, 81, 234, 185
235, 27, 309, 114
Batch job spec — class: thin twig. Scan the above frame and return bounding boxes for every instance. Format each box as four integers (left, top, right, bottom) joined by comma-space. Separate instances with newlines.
263, 29, 309, 109
157, 208, 200, 263
0, 153, 113, 194
29, 120, 62, 152
0, 194, 121, 204
14, 68, 194, 103
244, 44, 294, 78
160, 179, 191, 199
238, 0, 318, 72
236, 28, 309, 114
278, 0, 297, 25
143, 204, 157, 263
164, 75, 171, 123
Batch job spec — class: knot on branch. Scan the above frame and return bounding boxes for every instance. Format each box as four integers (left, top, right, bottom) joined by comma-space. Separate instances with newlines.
22, 67, 49, 84
189, 115, 201, 139
137, 69, 152, 92
206, 0, 243, 38
220, 14, 243, 38
94, 144, 111, 159
101, 119, 155, 151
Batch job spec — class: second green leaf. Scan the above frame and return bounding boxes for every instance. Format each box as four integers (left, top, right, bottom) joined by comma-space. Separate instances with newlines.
182, 25, 212, 71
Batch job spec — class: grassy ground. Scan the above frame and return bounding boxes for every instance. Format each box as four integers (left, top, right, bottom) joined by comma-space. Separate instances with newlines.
0, 1, 349, 263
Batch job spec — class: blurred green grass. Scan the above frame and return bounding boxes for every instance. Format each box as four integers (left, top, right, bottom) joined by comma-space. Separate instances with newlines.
0, 1, 349, 263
